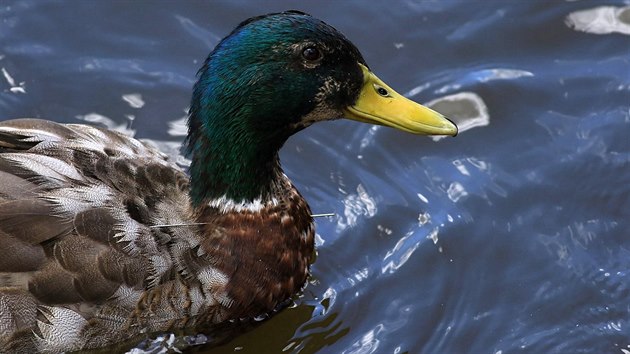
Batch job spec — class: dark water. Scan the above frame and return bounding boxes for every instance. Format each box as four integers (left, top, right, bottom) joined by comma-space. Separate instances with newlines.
2, 1, 629, 353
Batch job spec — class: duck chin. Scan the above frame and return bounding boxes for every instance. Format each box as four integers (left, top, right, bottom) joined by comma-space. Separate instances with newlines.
290, 104, 341, 132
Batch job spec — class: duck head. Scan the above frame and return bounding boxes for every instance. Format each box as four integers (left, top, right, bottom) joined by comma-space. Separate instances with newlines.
187, 11, 457, 205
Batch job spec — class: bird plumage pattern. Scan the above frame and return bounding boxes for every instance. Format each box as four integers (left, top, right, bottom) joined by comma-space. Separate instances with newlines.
0, 11, 456, 352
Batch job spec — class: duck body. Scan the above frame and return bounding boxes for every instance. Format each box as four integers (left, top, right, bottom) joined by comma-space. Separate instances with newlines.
0, 11, 456, 353
0, 118, 313, 352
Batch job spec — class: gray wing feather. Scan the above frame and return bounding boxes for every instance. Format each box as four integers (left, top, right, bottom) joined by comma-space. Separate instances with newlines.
0, 119, 198, 352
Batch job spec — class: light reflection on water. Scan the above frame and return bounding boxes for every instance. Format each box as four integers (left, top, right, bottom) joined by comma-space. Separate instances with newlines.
566, 6, 630, 35
427, 91, 489, 139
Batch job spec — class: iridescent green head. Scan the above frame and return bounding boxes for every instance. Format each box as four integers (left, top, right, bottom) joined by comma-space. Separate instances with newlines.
186, 11, 457, 205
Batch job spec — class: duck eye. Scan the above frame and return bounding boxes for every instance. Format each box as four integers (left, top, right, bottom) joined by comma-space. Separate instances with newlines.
302, 46, 322, 62
375, 85, 390, 97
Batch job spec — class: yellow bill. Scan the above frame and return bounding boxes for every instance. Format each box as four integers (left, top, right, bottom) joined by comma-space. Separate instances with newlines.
343, 64, 458, 136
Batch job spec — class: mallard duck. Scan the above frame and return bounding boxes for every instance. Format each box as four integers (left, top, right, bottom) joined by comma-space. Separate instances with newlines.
0, 11, 457, 353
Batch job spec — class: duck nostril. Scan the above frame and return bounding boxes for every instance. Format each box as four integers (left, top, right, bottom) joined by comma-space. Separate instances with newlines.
375, 86, 389, 97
